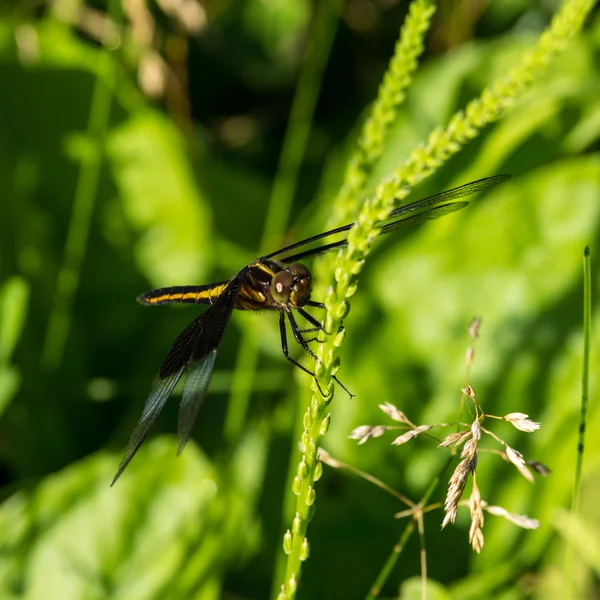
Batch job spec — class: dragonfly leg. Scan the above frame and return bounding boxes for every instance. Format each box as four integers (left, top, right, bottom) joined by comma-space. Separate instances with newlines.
292, 309, 325, 342
298, 303, 338, 336
284, 310, 353, 398
306, 300, 325, 309
279, 311, 317, 377
279, 312, 335, 398
296, 307, 326, 336
287, 309, 321, 357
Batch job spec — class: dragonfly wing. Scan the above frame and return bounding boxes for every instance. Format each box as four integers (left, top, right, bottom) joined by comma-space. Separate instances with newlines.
281, 203, 469, 263
159, 313, 214, 378
177, 348, 218, 454
387, 174, 511, 219
279, 239, 347, 264
111, 367, 184, 486
174, 273, 244, 454
379, 201, 469, 235
272, 175, 510, 263
112, 295, 231, 484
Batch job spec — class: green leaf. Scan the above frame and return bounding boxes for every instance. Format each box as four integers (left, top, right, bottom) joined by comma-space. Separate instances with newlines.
399, 577, 452, 600
0, 276, 29, 365
0, 276, 29, 417
107, 112, 214, 287
553, 509, 600, 574
0, 436, 261, 600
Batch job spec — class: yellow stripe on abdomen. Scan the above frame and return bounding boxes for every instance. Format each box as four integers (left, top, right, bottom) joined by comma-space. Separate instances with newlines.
139, 284, 228, 305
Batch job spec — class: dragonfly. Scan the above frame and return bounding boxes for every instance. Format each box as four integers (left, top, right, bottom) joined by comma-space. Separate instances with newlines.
112, 174, 510, 484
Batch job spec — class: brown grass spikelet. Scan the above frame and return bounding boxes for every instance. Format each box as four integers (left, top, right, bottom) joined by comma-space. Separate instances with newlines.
461, 385, 476, 399
468, 478, 485, 553
391, 425, 432, 446
349, 425, 390, 444
503, 412, 541, 432
483, 503, 540, 529
505, 445, 535, 483
469, 317, 482, 339
442, 424, 479, 528
527, 460, 551, 476
439, 429, 471, 448
465, 346, 475, 367
461, 438, 478, 470
442, 458, 471, 528
378, 402, 409, 423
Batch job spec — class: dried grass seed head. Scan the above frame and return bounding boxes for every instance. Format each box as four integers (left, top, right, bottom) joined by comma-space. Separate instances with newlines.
469, 480, 485, 553
505, 445, 535, 483
504, 412, 541, 432
349, 425, 389, 444
378, 402, 408, 423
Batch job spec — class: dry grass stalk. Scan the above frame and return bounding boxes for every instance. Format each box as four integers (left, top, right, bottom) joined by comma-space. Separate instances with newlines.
347, 321, 545, 557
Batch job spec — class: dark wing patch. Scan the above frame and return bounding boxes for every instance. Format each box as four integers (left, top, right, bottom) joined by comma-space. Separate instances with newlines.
173, 275, 244, 453
112, 312, 211, 484
159, 313, 212, 378
112, 274, 245, 484
111, 368, 184, 486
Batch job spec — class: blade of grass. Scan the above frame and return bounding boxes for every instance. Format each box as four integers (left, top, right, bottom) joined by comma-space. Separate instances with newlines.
41, 1, 121, 370
278, 3, 439, 597
565, 244, 592, 598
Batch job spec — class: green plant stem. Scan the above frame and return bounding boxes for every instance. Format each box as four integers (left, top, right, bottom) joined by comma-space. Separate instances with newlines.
225, 0, 345, 446
365, 454, 454, 600
278, 3, 438, 595
566, 244, 592, 597
279, 0, 595, 597
41, 3, 120, 370
574, 245, 591, 502
328, 0, 436, 228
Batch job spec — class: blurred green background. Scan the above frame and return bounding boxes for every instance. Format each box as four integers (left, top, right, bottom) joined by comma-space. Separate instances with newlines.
1, 0, 599, 599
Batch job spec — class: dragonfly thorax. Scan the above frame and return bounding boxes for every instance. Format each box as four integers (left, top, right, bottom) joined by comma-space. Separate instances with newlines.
271, 263, 312, 308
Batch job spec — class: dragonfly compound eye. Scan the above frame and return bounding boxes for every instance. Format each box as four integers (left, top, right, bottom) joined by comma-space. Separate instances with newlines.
271, 270, 293, 304
287, 263, 312, 308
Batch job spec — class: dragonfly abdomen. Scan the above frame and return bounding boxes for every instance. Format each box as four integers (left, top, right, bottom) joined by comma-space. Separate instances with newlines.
137, 283, 229, 306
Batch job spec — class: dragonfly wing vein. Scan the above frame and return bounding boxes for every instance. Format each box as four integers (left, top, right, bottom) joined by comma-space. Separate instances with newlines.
177, 348, 218, 455
273, 175, 510, 263
379, 201, 469, 235
174, 274, 243, 453
111, 367, 184, 486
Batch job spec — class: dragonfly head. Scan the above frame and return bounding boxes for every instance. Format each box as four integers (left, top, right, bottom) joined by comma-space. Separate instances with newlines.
271, 263, 312, 308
